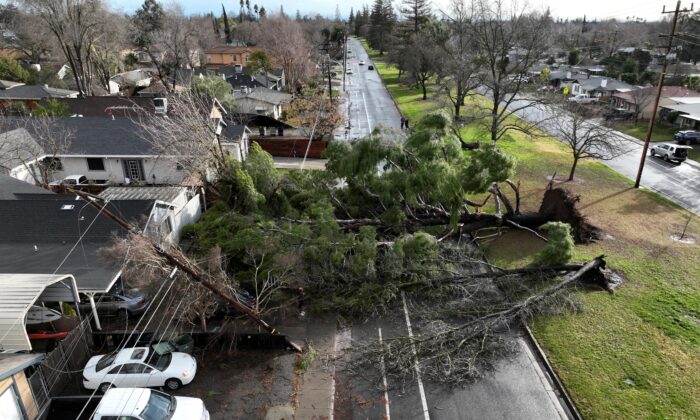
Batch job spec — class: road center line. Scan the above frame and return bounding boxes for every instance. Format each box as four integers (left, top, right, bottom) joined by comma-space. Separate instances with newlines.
378, 328, 391, 420
401, 291, 430, 420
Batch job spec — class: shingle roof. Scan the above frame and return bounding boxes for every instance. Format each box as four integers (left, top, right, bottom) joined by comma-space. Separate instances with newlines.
234, 88, 292, 105
226, 73, 265, 90
49, 97, 159, 117
1, 117, 157, 156
576, 77, 637, 92
0, 175, 53, 199
0, 82, 78, 99
0, 127, 44, 171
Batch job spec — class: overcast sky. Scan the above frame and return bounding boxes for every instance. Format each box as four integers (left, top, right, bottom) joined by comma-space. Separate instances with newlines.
109, 0, 669, 22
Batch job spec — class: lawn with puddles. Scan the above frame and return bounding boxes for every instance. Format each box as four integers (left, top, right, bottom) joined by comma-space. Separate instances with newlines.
361, 38, 700, 418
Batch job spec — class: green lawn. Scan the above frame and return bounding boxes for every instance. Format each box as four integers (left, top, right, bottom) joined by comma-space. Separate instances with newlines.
361, 38, 700, 418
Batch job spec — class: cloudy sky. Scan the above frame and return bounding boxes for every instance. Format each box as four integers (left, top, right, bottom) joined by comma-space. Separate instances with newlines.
109, 0, 669, 22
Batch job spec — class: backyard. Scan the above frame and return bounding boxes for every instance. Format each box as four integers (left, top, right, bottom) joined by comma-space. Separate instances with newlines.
361, 39, 700, 418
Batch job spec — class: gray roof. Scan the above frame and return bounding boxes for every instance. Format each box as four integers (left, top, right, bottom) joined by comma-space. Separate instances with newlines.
0, 196, 155, 293
1, 117, 157, 157
234, 88, 292, 105
223, 124, 248, 141
0, 351, 44, 377
0, 82, 78, 100
99, 186, 186, 203
0, 127, 44, 172
0, 175, 53, 199
575, 77, 637, 92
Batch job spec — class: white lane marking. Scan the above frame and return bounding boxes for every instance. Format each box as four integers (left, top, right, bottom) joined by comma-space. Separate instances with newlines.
401, 291, 430, 420
362, 90, 372, 132
378, 328, 391, 420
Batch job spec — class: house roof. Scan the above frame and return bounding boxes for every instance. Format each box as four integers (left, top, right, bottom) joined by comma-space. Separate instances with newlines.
227, 73, 265, 90
99, 186, 186, 203
0, 274, 78, 352
0, 175, 53, 199
575, 77, 637, 92
222, 124, 250, 142
234, 88, 292, 105
0, 353, 45, 380
49, 97, 160, 117
0, 127, 44, 171
660, 103, 700, 116
205, 45, 254, 54
0, 194, 155, 293
1, 117, 157, 157
228, 113, 294, 128
0, 82, 78, 100
0, 80, 24, 89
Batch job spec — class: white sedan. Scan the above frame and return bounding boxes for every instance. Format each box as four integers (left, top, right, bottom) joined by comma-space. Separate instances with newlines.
359, 60, 366, 65
83, 346, 197, 393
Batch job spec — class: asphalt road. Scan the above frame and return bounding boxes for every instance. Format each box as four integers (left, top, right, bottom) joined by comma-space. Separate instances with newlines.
337, 40, 572, 418
504, 96, 700, 215
341, 38, 403, 140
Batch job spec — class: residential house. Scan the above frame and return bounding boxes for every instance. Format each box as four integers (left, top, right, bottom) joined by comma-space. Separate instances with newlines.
204, 46, 260, 68
232, 88, 292, 120
0, 80, 78, 113
48, 96, 163, 118
221, 124, 252, 162
0, 353, 49, 419
547, 68, 591, 91
570, 77, 638, 101
226, 73, 266, 92
659, 101, 700, 130
611, 86, 700, 120
0, 176, 200, 329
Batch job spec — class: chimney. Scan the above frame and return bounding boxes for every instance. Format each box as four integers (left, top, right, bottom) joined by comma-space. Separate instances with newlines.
566, 72, 571, 79
601, 79, 608, 88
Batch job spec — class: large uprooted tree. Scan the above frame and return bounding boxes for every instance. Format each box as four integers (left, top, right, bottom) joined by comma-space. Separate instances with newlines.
109, 109, 611, 384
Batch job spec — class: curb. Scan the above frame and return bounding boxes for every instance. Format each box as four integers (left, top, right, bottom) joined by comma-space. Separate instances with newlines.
523, 324, 584, 420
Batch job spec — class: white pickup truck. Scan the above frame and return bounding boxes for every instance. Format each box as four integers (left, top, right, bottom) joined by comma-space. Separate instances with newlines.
568, 94, 598, 104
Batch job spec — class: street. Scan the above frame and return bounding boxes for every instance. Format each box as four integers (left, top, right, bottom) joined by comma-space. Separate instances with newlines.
505, 96, 700, 215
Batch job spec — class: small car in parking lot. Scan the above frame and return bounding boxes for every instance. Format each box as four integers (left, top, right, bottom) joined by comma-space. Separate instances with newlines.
83, 346, 197, 393
94, 388, 209, 420
674, 130, 700, 145
650, 143, 691, 163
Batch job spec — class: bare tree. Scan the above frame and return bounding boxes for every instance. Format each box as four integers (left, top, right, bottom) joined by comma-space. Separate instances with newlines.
0, 117, 73, 186
0, 6, 57, 65
551, 102, 627, 181
256, 16, 316, 92
626, 87, 656, 123
469, 0, 551, 142
92, 10, 128, 92
22, 0, 106, 96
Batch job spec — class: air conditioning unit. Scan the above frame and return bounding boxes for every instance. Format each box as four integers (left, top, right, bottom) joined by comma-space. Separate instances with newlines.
153, 97, 168, 114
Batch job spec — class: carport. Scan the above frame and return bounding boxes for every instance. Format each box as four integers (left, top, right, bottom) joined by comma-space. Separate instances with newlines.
0, 274, 80, 352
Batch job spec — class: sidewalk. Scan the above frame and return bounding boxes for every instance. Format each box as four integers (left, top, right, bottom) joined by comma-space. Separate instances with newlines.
277, 316, 338, 420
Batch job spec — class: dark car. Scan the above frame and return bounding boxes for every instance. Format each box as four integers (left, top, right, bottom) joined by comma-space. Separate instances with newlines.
368, 65, 375, 70
604, 108, 635, 121
78, 290, 147, 318
674, 130, 700, 145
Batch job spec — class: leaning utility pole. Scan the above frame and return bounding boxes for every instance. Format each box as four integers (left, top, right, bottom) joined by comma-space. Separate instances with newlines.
69, 189, 303, 352
343, 31, 348, 92
634, 1, 693, 188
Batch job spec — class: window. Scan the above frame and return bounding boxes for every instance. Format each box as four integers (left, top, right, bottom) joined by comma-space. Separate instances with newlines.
176, 162, 184, 171
141, 391, 173, 420
107, 365, 124, 375
97, 354, 117, 371
131, 348, 147, 360
87, 158, 105, 171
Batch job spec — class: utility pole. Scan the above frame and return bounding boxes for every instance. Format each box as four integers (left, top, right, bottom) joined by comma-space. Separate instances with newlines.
634, 1, 693, 188
343, 31, 348, 92
327, 54, 333, 104
69, 189, 303, 352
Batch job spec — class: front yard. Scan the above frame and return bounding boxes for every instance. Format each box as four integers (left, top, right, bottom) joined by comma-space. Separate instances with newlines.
361, 38, 700, 418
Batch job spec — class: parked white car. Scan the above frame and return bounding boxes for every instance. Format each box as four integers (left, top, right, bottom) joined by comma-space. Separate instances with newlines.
49, 174, 88, 186
93, 388, 209, 420
83, 346, 197, 393
359, 60, 366, 65
568, 94, 598, 104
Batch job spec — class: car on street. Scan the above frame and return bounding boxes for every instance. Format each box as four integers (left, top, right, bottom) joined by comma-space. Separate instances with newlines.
93, 388, 210, 420
674, 130, 700, 145
368, 65, 374, 70
78, 290, 147, 318
83, 346, 197, 393
346, 68, 353, 74
568, 94, 598, 104
359, 60, 365, 65
604, 108, 635, 121
650, 143, 691, 163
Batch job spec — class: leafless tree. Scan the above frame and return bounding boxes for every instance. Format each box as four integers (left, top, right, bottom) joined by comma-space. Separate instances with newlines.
0, 7, 58, 64
468, 0, 552, 142
0, 117, 73, 186
22, 0, 107, 96
551, 102, 627, 181
91, 10, 128, 92
626, 87, 656, 123
256, 16, 317, 92
131, 94, 228, 182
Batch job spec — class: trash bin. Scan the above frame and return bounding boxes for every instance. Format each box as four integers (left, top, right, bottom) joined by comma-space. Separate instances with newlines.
170, 334, 194, 354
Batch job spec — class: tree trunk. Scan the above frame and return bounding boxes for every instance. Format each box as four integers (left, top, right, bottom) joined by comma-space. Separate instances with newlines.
491, 95, 499, 142
199, 312, 207, 332
455, 103, 461, 117
422, 80, 427, 100
568, 157, 579, 181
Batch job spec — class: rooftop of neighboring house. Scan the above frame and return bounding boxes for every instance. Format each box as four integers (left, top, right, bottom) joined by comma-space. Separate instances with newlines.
226, 73, 266, 91
0, 175, 52, 199
233, 88, 292, 105
49, 96, 160, 117
0, 117, 156, 157
660, 102, 700, 116
222, 124, 251, 142
574, 76, 638, 92
205, 45, 257, 54
0, 179, 154, 292
613, 86, 700, 102
98, 186, 187, 203
0, 80, 78, 100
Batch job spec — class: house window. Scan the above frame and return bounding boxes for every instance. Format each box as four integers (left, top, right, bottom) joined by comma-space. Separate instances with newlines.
86, 158, 105, 171
41, 157, 62, 171
0, 388, 23, 420
176, 162, 184, 171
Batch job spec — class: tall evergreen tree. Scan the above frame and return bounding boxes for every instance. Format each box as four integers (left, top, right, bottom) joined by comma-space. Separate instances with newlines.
239, 0, 244, 22
132, 0, 164, 50
296, 9, 302, 21
222, 5, 232, 44
401, 0, 431, 34
349, 8, 354, 27
259, 6, 266, 18
369, 0, 394, 55
211, 12, 221, 38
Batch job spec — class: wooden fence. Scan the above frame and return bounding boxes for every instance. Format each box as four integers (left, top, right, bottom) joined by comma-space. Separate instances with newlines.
37, 318, 93, 398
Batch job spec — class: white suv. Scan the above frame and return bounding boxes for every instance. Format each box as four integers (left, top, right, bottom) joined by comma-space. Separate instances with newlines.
650, 143, 691, 163
94, 388, 209, 420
